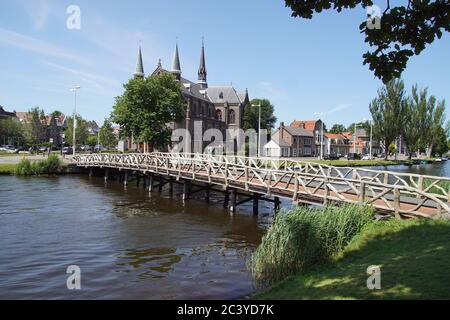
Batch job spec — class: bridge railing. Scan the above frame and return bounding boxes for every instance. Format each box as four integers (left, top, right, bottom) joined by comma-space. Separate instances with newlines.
73, 153, 450, 217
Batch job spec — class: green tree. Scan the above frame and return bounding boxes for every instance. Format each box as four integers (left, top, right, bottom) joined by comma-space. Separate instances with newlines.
110, 73, 185, 150
65, 115, 89, 146
285, 1, 450, 83
432, 126, 449, 156
243, 98, 277, 133
369, 79, 407, 159
329, 124, 346, 134
99, 119, 117, 148
347, 121, 371, 135
25, 107, 47, 146
0, 117, 25, 146
426, 99, 447, 157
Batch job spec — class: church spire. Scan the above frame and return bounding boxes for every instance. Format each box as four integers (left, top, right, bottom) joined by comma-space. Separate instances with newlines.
198, 38, 207, 88
171, 42, 181, 80
133, 45, 145, 79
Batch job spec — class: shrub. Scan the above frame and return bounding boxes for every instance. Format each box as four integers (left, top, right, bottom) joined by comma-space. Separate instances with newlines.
14, 154, 61, 175
252, 204, 374, 287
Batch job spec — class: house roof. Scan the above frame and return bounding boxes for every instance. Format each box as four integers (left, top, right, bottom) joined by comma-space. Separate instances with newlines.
282, 126, 314, 137
290, 120, 318, 131
269, 137, 291, 148
0, 106, 16, 117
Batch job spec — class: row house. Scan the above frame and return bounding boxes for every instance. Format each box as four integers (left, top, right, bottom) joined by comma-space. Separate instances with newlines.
290, 120, 326, 157
264, 122, 314, 157
324, 133, 351, 156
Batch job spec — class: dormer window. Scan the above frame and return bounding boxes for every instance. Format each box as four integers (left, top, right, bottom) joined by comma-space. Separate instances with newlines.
219, 92, 224, 100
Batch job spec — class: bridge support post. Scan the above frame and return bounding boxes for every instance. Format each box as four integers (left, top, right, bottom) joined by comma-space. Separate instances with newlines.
223, 190, 230, 208
158, 176, 164, 192
89, 168, 93, 177
142, 174, 147, 189
124, 171, 129, 187
205, 186, 210, 203
148, 174, 154, 192
136, 173, 141, 187
229, 189, 237, 214
182, 180, 191, 201
104, 168, 109, 182
253, 194, 259, 216
274, 196, 280, 214
169, 178, 174, 195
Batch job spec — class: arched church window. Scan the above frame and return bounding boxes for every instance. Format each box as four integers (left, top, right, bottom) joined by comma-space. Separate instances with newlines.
229, 110, 236, 124
216, 110, 222, 121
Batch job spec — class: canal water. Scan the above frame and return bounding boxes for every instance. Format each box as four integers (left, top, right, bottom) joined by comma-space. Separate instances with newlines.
1, 161, 449, 299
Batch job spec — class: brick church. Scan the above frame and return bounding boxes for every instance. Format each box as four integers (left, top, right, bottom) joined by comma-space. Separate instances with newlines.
129, 42, 249, 153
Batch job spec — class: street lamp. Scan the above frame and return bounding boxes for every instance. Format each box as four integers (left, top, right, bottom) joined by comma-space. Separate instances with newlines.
314, 112, 324, 160
70, 85, 81, 157
363, 118, 373, 159
251, 103, 262, 157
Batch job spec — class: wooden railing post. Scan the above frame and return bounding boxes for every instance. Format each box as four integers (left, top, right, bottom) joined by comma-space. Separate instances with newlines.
359, 182, 366, 203
393, 187, 401, 218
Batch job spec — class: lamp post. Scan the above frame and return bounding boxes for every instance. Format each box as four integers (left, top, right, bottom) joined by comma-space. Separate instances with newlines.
70, 85, 81, 157
362, 118, 373, 159
251, 103, 262, 157
314, 112, 324, 160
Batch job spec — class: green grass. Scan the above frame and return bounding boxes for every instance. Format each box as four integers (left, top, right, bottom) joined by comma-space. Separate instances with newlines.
312, 159, 404, 167
0, 163, 17, 174
255, 218, 450, 300
14, 154, 62, 175
252, 204, 374, 287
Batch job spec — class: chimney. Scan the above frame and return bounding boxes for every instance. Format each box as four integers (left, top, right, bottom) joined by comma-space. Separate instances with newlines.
280, 122, 285, 140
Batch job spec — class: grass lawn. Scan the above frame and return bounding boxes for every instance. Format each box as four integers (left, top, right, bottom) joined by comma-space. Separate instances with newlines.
0, 163, 17, 174
312, 159, 405, 167
255, 219, 450, 300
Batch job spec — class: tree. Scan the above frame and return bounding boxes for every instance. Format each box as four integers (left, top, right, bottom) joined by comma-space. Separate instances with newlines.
99, 119, 117, 148
285, 1, 450, 83
25, 107, 47, 146
329, 124, 346, 134
427, 99, 447, 157
432, 126, 449, 156
369, 79, 407, 159
0, 117, 24, 145
110, 73, 185, 150
243, 98, 277, 132
65, 115, 89, 146
347, 121, 371, 135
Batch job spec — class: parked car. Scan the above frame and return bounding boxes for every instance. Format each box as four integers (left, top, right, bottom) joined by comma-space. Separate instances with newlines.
347, 153, 361, 160
0, 145, 15, 152
377, 153, 386, 158
39, 146, 49, 153
80, 145, 92, 152
94, 145, 106, 152
62, 147, 73, 155
361, 154, 371, 160
324, 153, 339, 160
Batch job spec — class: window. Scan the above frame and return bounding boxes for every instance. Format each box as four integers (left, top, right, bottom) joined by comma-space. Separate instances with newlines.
229, 110, 236, 124
304, 138, 312, 145
216, 109, 222, 121
293, 149, 297, 157
304, 146, 311, 155
219, 92, 224, 100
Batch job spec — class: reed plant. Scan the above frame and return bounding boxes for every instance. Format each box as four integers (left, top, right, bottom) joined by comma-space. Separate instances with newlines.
252, 204, 374, 287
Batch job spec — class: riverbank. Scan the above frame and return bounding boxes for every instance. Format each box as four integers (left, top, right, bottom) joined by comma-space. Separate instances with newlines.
311, 159, 436, 167
0, 162, 71, 175
255, 218, 450, 299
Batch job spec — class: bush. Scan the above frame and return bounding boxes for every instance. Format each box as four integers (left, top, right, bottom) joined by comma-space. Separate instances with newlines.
252, 204, 374, 287
14, 154, 61, 175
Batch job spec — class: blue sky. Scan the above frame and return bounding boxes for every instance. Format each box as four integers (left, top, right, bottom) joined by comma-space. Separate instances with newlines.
0, 0, 449, 127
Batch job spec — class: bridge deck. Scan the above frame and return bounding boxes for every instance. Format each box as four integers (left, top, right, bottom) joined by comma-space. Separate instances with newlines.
72, 153, 450, 218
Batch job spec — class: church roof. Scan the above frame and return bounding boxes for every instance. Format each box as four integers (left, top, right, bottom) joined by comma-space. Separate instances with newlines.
206, 86, 242, 104
171, 44, 181, 74
134, 46, 145, 78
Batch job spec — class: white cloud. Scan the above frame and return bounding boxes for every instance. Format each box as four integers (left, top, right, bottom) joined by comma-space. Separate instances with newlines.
41, 60, 121, 97
325, 104, 352, 115
0, 27, 87, 64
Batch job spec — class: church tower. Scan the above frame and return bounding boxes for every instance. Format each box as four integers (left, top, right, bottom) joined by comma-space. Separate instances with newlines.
197, 40, 207, 89
133, 45, 145, 79
171, 43, 182, 81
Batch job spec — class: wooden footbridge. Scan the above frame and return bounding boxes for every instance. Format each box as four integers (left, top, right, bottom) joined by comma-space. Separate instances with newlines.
72, 152, 450, 218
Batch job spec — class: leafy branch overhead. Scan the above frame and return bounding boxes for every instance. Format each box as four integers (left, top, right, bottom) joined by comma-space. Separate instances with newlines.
285, 0, 450, 83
